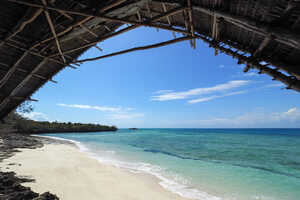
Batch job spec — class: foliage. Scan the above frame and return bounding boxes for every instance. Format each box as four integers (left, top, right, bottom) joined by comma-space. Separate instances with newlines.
0, 112, 117, 134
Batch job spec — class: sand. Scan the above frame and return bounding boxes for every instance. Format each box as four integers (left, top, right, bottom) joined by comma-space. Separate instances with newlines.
0, 141, 188, 200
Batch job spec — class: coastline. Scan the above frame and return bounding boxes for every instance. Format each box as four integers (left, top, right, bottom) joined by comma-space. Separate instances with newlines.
0, 135, 189, 200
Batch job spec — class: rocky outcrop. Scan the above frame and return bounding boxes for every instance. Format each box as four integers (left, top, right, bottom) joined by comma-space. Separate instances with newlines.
0, 133, 59, 200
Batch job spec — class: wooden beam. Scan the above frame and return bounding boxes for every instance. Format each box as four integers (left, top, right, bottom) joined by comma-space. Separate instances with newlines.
0, 7, 43, 47
74, 36, 192, 63
41, 0, 66, 63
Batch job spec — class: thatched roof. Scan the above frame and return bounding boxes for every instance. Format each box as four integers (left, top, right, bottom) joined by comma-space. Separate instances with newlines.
0, 0, 300, 119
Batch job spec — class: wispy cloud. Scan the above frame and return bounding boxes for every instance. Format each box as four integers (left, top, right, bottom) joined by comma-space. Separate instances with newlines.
57, 103, 121, 112
243, 72, 258, 77
170, 107, 300, 128
57, 103, 144, 122
188, 91, 247, 104
21, 112, 50, 121
154, 90, 173, 94
151, 80, 250, 101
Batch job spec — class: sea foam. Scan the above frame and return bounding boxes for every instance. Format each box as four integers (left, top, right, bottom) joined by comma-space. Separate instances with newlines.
34, 135, 221, 200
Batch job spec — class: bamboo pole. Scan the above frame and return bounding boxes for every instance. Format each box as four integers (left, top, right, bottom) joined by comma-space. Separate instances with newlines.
162, 3, 176, 39
74, 36, 192, 63
41, 0, 66, 63
187, 0, 195, 48
76, 37, 192, 63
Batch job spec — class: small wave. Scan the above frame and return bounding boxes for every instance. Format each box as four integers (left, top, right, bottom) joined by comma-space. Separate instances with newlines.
32, 135, 89, 152
34, 135, 221, 200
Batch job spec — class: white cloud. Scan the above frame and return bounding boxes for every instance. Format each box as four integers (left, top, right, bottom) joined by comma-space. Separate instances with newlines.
21, 112, 50, 121
154, 90, 173, 94
57, 103, 145, 126
219, 64, 225, 68
177, 107, 300, 128
283, 107, 300, 121
188, 91, 246, 104
243, 72, 258, 77
57, 103, 121, 112
151, 80, 250, 101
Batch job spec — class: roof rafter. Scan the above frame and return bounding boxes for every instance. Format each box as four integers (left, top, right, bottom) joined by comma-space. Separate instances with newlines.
193, 5, 300, 50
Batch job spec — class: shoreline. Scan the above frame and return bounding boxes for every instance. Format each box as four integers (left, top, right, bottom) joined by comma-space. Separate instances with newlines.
0, 135, 189, 200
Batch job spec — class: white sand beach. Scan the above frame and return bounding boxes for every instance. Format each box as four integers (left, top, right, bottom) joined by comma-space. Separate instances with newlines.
0, 141, 188, 200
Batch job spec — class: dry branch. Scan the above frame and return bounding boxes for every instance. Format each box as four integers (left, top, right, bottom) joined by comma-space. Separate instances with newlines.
74, 36, 192, 63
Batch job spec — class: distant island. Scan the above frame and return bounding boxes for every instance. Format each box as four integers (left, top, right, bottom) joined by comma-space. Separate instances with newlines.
0, 112, 117, 134
129, 128, 138, 130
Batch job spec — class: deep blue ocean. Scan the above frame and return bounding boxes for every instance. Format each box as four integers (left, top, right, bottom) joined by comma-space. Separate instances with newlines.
45, 128, 300, 200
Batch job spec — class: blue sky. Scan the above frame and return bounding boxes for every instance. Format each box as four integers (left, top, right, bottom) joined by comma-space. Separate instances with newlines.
24, 26, 300, 128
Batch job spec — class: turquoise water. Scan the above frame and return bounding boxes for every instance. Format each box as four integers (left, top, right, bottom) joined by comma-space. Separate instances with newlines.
45, 129, 300, 200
